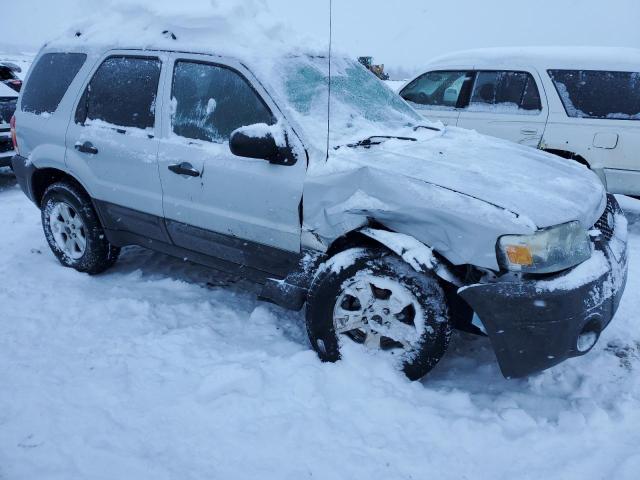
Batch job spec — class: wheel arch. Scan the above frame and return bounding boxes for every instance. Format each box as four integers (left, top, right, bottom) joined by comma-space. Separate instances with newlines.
324, 226, 481, 335
31, 167, 92, 208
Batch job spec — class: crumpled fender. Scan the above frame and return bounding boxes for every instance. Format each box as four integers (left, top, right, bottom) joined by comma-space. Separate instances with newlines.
360, 228, 461, 286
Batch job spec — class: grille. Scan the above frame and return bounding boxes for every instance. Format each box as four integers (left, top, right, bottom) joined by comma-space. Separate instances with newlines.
0, 136, 13, 154
594, 195, 617, 242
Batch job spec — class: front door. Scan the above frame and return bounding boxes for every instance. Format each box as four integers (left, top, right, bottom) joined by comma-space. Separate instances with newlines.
157, 54, 306, 273
65, 52, 167, 239
457, 70, 549, 147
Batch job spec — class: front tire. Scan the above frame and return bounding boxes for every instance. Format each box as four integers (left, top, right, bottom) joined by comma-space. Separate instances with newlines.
41, 181, 120, 274
306, 248, 451, 381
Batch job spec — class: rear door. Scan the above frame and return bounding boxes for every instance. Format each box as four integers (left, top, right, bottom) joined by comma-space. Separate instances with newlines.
399, 69, 473, 126
157, 53, 306, 272
65, 52, 167, 239
457, 70, 549, 147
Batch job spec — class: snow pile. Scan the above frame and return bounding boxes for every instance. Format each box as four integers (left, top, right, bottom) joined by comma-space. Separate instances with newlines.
1, 181, 640, 479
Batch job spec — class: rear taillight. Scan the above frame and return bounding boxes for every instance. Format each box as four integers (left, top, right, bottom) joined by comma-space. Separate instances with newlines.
10, 115, 18, 154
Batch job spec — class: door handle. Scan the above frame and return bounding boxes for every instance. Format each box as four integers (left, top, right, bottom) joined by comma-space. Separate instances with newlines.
520, 128, 539, 136
75, 141, 98, 155
168, 162, 200, 177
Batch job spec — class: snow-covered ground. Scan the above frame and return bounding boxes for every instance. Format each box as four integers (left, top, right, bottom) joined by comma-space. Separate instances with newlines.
1, 167, 640, 480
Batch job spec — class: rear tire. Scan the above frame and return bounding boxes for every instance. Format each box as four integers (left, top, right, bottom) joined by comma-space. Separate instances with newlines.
41, 181, 120, 274
306, 248, 451, 381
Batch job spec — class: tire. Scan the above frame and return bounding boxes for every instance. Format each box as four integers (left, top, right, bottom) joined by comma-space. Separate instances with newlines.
306, 248, 451, 381
41, 181, 120, 274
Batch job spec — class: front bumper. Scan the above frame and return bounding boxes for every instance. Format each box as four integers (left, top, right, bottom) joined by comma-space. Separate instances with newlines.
459, 196, 629, 378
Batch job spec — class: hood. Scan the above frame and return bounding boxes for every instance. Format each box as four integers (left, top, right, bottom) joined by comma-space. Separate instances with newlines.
324, 127, 606, 230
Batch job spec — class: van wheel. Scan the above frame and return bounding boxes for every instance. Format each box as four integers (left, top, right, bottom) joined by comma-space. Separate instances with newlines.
41, 181, 120, 274
306, 248, 451, 381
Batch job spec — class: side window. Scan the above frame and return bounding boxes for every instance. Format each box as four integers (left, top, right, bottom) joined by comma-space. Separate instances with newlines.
77, 56, 162, 130
400, 71, 469, 109
21, 53, 87, 115
171, 61, 275, 143
469, 71, 542, 113
549, 70, 640, 120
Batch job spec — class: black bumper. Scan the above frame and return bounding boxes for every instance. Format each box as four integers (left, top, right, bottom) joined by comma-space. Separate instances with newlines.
459, 205, 628, 378
11, 154, 38, 204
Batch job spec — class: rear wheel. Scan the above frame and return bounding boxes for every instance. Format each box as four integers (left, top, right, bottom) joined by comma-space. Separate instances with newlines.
41, 181, 120, 274
306, 248, 451, 380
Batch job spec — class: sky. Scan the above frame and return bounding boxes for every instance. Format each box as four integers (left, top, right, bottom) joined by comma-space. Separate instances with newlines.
3, 0, 639, 78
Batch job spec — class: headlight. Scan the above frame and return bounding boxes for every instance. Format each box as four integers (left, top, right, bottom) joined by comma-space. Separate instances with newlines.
497, 221, 592, 274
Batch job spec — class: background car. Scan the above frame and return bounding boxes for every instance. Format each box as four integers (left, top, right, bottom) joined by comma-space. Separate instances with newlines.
0, 60, 23, 92
400, 47, 640, 196
0, 82, 18, 167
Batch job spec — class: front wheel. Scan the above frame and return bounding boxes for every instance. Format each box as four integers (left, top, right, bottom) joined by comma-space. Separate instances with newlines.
306, 248, 451, 381
41, 181, 120, 274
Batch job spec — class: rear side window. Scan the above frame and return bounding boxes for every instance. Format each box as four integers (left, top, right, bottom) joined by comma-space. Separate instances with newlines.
549, 70, 640, 120
400, 71, 469, 109
77, 56, 162, 130
21, 53, 87, 115
171, 61, 274, 143
468, 71, 542, 113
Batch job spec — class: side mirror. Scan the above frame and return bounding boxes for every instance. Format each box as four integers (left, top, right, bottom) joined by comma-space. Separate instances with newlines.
229, 124, 297, 166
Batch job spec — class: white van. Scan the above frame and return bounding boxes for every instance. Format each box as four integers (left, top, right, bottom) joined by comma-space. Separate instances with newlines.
400, 47, 640, 196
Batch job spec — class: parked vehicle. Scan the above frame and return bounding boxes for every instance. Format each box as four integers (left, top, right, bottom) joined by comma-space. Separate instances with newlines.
0, 82, 18, 167
0, 61, 23, 92
400, 47, 640, 196
12, 39, 628, 380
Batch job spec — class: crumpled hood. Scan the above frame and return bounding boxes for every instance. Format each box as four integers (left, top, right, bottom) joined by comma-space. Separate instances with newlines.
304, 126, 607, 270
325, 127, 606, 230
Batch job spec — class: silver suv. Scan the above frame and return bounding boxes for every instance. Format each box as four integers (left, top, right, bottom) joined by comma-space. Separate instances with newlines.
12, 43, 629, 380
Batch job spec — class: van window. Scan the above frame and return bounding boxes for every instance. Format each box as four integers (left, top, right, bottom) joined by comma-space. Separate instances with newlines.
171, 61, 275, 143
21, 53, 87, 115
400, 71, 469, 109
77, 56, 162, 130
549, 70, 640, 120
468, 71, 542, 113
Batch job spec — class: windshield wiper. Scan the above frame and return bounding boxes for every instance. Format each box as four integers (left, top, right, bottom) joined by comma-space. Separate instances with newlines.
413, 125, 441, 132
335, 135, 417, 150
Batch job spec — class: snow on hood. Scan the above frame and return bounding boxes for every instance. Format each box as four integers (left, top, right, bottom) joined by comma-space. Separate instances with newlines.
304, 127, 607, 270
324, 127, 605, 229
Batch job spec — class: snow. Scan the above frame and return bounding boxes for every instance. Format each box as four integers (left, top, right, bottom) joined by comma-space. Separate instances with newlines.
466, 102, 542, 115
2, 171, 640, 479
428, 46, 640, 74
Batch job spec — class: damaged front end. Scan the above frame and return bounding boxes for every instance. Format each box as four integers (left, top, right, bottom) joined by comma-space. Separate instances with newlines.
459, 195, 629, 378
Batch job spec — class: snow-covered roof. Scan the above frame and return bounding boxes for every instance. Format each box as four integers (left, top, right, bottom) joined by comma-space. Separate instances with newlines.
427, 47, 640, 72
44, 3, 325, 64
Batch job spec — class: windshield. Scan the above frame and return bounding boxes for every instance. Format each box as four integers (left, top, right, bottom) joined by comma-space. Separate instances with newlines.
278, 56, 422, 150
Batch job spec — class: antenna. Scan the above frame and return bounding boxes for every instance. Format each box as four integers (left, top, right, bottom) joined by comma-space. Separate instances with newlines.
326, 0, 332, 161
